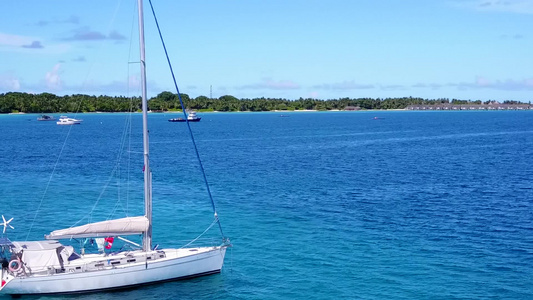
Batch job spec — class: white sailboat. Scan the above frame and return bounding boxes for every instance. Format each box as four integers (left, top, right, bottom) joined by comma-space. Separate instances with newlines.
0, 0, 229, 295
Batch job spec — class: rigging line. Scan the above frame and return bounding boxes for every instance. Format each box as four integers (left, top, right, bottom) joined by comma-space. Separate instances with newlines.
73, 0, 124, 118
101, 1, 140, 222
113, 117, 127, 220
107, 114, 134, 220
126, 0, 140, 217
25, 126, 77, 241
75, 1, 140, 226
126, 104, 135, 216
179, 219, 218, 249
126, 150, 144, 154
27, 2, 131, 239
148, 0, 225, 238
70, 164, 118, 227
101, 113, 134, 220
125, 110, 132, 216
71, 140, 127, 227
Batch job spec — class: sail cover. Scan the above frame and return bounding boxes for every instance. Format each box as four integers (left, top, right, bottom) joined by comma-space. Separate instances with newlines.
11, 241, 74, 272
45, 216, 149, 240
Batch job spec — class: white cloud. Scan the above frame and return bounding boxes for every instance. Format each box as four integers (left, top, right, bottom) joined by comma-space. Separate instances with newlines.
456, 0, 533, 14
128, 75, 141, 90
45, 64, 62, 90
313, 76, 533, 94
0, 74, 21, 91
53, 74, 161, 97
447, 76, 533, 91
475, 76, 492, 87
22, 41, 44, 49
0, 32, 34, 47
63, 28, 126, 42
0, 32, 71, 54
308, 91, 320, 98
237, 78, 300, 90
312, 80, 374, 90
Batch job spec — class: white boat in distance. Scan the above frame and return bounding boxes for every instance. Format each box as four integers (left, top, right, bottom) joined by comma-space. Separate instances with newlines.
56, 116, 83, 125
0, 0, 229, 295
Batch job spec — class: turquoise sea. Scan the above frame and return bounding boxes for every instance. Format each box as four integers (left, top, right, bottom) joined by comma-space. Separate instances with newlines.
0, 110, 532, 299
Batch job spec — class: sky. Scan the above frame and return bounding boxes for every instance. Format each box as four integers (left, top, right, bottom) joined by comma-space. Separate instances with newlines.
1, 0, 533, 102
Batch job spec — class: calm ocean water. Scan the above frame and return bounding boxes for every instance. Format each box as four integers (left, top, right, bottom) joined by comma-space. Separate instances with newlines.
0, 110, 532, 299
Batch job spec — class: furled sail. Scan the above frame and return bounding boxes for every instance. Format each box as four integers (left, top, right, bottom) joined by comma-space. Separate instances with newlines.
45, 216, 149, 240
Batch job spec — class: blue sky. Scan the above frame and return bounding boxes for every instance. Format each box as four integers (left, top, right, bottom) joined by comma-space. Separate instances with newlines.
1, 0, 533, 101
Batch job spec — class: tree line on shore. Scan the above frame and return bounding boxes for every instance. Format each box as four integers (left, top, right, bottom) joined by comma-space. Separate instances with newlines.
0, 91, 526, 113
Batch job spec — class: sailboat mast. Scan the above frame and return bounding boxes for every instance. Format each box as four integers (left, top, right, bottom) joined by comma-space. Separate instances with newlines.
138, 0, 152, 252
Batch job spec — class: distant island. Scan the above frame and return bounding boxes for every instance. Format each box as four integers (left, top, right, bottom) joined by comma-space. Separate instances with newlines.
0, 91, 531, 113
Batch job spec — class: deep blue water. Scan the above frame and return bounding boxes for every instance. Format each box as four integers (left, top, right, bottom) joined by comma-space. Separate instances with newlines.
0, 111, 532, 299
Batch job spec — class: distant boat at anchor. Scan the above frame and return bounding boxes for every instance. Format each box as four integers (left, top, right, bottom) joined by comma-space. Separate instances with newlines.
56, 116, 83, 125
37, 115, 56, 121
168, 111, 201, 122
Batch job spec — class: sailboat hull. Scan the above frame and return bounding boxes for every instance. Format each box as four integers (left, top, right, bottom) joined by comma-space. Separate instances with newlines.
1, 246, 226, 295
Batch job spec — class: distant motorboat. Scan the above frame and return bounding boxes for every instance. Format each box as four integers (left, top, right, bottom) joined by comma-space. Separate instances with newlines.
37, 115, 55, 121
56, 116, 83, 125
168, 117, 185, 122
168, 111, 201, 122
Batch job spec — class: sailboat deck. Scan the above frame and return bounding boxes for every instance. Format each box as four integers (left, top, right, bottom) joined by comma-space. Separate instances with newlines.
28, 246, 220, 277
